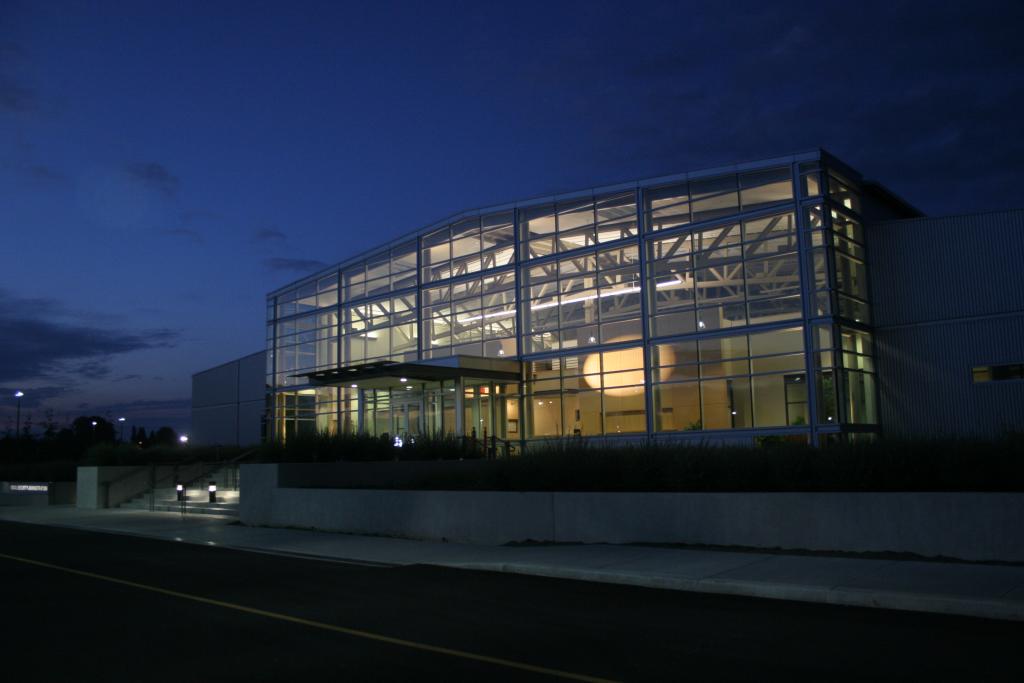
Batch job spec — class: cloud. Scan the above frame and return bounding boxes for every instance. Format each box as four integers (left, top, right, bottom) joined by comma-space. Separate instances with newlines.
74, 361, 113, 380
79, 397, 192, 414
75, 397, 192, 426
162, 227, 204, 244
181, 209, 221, 222
0, 42, 28, 61
0, 386, 68, 409
126, 162, 180, 197
263, 257, 328, 272
105, 397, 191, 411
26, 165, 66, 183
0, 289, 180, 383
0, 77, 34, 112
254, 227, 287, 242
0, 42, 37, 113
65, 397, 192, 431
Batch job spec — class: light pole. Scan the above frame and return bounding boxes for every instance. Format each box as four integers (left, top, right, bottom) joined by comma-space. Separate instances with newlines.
14, 391, 24, 438
117, 417, 126, 442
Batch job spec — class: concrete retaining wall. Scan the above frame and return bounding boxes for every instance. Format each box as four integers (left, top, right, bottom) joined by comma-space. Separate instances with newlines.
76, 464, 215, 509
241, 464, 1024, 562
77, 466, 138, 509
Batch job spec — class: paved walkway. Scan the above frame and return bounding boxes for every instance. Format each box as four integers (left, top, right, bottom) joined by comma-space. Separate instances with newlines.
3, 505, 1022, 622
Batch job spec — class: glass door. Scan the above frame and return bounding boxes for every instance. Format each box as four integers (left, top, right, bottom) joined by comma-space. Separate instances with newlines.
391, 386, 424, 438
463, 381, 494, 440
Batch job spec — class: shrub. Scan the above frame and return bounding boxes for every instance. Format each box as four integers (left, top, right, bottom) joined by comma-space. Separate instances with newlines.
250, 432, 1024, 492
251, 431, 482, 464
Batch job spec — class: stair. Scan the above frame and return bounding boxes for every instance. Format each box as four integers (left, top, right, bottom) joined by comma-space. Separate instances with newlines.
118, 465, 241, 517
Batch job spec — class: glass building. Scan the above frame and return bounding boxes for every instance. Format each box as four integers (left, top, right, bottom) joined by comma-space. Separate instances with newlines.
266, 150, 918, 446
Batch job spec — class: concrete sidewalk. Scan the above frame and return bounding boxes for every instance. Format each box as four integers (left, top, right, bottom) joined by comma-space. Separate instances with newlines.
3, 505, 1022, 622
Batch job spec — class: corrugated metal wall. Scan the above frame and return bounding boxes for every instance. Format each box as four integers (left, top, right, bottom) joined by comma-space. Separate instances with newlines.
870, 210, 1024, 326
868, 209, 1024, 437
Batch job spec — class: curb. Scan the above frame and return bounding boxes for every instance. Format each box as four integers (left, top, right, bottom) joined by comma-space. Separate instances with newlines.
5, 513, 1022, 623
445, 562, 1024, 623
0, 514, 397, 568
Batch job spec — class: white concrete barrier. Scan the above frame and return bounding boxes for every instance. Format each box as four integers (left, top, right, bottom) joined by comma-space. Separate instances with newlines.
76, 466, 142, 509
240, 464, 1024, 562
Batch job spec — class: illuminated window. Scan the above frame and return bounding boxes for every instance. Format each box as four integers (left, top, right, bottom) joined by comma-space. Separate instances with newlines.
650, 327, 808, 432
690, 174, 739, 223
520, 192, 636, 260
343, 293, 418, 363
422, 269, 516, 359
828, 172, 861, 213
524, 347, 646, 437
739, 167, 793, 212
972, 364, 1024, 383
423, 212, 515, 282
521, 245, 640, 354
647, 211, 800, 338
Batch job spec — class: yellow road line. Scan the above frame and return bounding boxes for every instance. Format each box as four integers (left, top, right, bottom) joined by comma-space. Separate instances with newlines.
0, 551, 618, 683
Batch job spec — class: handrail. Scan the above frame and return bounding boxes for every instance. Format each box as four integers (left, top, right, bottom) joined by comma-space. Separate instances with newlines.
103, 464, 151, 488
180, 459, 246, 492
103, 466, 153, 509
98, 456, 245, 509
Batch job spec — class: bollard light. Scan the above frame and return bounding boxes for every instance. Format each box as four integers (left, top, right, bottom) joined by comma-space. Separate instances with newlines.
176, 483, 184, 501
208, 481, 217, 503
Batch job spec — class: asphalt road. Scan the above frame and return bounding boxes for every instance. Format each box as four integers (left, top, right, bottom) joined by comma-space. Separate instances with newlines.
0, 521, 1021, 682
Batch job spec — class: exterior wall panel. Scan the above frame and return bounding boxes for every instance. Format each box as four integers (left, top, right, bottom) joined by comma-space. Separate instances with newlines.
869, 210, 1024, 327
869, 209, 1024, 437
192, 404, 239, 446
191, 351, 266, 446
238, 351, 268, 403
875, 316, 1024, 437
191, 362, 238, 409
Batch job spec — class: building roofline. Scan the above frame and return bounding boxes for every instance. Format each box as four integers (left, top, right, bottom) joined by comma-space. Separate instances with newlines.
862, 181, 925, 218
266, 148, 906, 298
817, 148, 924, 218
191, 350, 265, 378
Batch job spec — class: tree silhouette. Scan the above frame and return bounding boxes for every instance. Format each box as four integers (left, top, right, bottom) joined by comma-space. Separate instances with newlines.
150, 426, 179, 447
71, 416, 116, 445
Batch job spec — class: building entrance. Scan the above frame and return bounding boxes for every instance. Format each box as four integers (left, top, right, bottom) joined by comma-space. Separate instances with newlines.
360, 378, 517, 442
296, 355, 523, 444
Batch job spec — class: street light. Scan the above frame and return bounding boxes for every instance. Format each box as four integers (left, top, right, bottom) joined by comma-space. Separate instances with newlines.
13, 391, 24, 438
117, 417, 126, 442
179, 434, 189, 445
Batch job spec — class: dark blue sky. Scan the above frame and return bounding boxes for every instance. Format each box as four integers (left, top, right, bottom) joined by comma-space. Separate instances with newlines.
2, 0, 1022, 432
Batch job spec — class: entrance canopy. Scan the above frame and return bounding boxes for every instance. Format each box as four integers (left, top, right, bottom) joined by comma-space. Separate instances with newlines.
297, 354, 521, 389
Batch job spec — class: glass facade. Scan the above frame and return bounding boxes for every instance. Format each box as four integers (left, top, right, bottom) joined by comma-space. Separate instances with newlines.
267, 151, 889, 444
